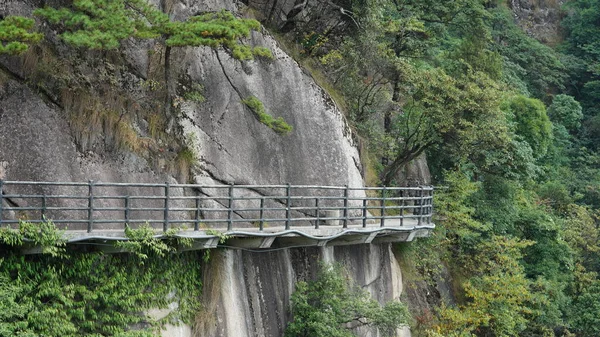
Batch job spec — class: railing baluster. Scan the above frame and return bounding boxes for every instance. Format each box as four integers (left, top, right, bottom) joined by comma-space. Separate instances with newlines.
88, 180, 94, 233
194, 196, 200, 231
380, 186, 386, 227
342, 185, 349, 228
285, 184, 291, 230
164, 182, 170, 232
0, 180, 4, 224
362, 198, 367, 228
418, 186, 424, 225
428, 187, 433, 224
259, 197, 265, 231
124, 196, 130, 226
227, 184, 234, 231
400, 190, 404, 227
41, 194, 47, 219
315, 198, 320, 229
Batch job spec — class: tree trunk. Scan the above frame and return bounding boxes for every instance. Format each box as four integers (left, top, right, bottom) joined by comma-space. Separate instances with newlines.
267, 0, 279, 24
164, 45, 172, 117
160, 0, 173, 118
381, 143, 430, 186
382, 78, 401, 167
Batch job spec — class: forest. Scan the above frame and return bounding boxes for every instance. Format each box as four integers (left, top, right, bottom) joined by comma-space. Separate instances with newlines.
1, 0, 600, 336
261, 0, 600, 335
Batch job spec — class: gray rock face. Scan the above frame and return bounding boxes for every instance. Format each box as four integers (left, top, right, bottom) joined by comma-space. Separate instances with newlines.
178, 38, 363, 188
395, 154, 431, 187
197, 244, 406, 337
509, 0, 565, 44
0, 79, 183, 229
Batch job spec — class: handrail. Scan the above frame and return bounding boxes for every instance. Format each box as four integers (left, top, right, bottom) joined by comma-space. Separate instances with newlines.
0, 180, 434, 233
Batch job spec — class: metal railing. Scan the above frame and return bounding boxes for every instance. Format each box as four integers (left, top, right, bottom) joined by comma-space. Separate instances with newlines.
0, 180, 433, 233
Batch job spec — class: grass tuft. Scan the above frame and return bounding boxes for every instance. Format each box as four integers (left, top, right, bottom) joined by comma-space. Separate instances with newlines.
242, 96, 293, 135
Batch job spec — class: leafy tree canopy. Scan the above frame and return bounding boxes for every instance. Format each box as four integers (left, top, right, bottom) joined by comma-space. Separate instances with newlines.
548, 94, 583, 132
285, 263, 410, 337
503, 95, 553, 159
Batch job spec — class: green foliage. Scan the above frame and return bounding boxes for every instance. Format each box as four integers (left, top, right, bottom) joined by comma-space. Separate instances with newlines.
252, 46, 274, 59
504, 95, 553, 158
562, 0, 600, 117
562, 0, 600, 60
434, 236, 535, 337
36, 1, 267, 60
537, 181, 573, 214
568, 266, 600, 337
0, 219, 66, 256
548, 94, 584, 132
164, 10, 262, 60
396, 67, 517, 182
0, 222, 203, 337
561, 205, 600, 273
284, 263, 410, 337
279, 0, 600, 335
204, 229, 231, 244
569, 281, 600, 336
434, 171, 489, 249
115, 224, 173, 260
488, 6, 567, 99
517, 207, 573, 280
182, 83, 206, 103
176, 146, 197, 171
428, 169, 583, 336
242, 96, 293, 135
0, 16, 43, 55
470, 175, 520, 235
35, 0, 158, 49
445, 31, 503, 81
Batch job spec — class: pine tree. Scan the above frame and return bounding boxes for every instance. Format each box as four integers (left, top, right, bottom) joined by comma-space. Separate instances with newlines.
34, 0, 266, 57
35, 0, 271, 114
0, 16, 43, 55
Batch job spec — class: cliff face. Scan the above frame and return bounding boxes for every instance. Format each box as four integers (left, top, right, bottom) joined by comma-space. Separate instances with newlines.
0, 0, 416, 336
176, 34, 363, 189
509, 0, 565, 44
198, 244, 407, 337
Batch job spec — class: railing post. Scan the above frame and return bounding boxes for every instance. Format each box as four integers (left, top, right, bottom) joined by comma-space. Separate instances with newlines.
41, 194, 47, 219
342, 185, 349, 228
194, 196, 200, 231
418, 186, 424, 225
124, 196, 130, 226
0, 179, 4, 224
164, 182, 170, 232
259, 197, 265, 231
285, 183, 291, 230
380, 186, 386, 227
88, 180, 94, 233
400, 190, 404, 226
227, 184, 234, 231
315, 198, 320, 229
362, 198, 367, 228
428, 187, 433, 224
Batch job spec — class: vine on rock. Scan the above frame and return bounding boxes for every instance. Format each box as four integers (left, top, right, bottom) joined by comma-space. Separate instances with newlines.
0, 220, 203, 336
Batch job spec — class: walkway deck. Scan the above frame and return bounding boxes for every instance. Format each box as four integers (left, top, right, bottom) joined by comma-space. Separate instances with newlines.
0, 181, 434, 252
